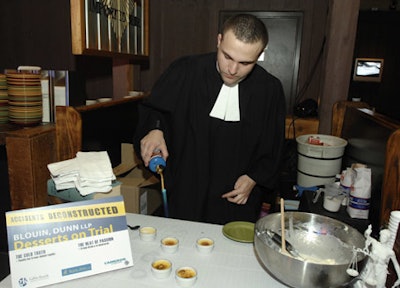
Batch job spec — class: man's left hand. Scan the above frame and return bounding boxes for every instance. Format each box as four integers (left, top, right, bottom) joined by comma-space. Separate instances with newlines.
222, 175, 256, 205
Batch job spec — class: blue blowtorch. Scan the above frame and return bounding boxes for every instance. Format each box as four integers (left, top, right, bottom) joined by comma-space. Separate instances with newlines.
149, 153, 169, 218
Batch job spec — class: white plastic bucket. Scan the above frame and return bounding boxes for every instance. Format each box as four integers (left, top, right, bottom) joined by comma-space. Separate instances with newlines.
296, 134, 348, 187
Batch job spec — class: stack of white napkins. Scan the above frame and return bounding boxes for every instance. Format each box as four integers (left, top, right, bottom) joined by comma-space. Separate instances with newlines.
48, 151, 116, 196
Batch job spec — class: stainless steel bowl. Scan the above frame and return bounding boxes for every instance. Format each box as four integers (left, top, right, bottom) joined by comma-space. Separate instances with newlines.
254, 212, 367, 288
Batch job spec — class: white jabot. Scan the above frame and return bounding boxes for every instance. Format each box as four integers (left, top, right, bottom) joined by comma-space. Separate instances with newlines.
209, 83, 240, 121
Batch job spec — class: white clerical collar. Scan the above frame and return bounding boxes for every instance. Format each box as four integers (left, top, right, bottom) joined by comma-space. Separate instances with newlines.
209, 83, 240, 121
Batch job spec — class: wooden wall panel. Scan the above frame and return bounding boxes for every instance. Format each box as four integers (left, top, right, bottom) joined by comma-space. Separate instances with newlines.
141, 0, 329, 109
140, 0, 360, 134
0, 0, 363, 132
0, 0, 75, 71
349, 11, 400, 122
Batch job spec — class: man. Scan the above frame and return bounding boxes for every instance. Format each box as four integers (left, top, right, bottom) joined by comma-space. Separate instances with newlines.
134, 14, 286, 224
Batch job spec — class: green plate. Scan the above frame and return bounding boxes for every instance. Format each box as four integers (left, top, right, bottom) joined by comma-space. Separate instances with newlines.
222, 221, 255, 243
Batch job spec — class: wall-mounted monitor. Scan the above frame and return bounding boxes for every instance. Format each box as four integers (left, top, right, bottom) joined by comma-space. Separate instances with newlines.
353, 58, 384, 82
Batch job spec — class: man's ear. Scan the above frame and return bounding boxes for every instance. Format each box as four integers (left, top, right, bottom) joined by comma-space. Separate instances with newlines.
217, 33, 222, 48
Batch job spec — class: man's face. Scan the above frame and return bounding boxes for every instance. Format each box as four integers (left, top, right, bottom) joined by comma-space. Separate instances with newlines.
217, 30, 264, 87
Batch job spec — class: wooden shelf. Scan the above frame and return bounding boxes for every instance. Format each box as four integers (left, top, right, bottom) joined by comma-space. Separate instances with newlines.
331, 100, 371, 136
285, 116, 319, 139
70, 0, 149, 58
0, 123, 26, 145
56, 95, 145, 164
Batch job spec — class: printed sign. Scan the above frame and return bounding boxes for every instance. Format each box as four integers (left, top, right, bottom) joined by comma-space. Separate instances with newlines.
6, 196, 133, 288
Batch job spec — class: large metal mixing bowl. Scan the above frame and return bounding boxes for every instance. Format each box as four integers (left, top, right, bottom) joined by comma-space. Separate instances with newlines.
254, 212, 367, 288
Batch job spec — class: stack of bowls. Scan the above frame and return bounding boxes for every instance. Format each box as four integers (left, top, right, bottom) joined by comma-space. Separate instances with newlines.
6, 72, 42, 126
0, 74, 7, 123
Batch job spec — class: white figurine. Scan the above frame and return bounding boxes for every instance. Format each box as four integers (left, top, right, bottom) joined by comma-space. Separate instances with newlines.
356, 225, 400, 288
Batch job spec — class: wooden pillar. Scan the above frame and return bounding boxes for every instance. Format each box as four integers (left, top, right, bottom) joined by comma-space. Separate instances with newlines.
318, 0, 360, 134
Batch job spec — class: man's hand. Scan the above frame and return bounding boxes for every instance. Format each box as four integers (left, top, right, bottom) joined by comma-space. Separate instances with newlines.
140, 129, 169, 166
222, 175, 256, 204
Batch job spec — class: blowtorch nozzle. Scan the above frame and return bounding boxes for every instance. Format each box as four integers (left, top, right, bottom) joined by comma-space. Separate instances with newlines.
155, 165, 165, 174
149, 155, 166, 173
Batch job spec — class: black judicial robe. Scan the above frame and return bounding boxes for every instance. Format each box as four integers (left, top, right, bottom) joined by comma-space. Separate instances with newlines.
134, 52, 286, 224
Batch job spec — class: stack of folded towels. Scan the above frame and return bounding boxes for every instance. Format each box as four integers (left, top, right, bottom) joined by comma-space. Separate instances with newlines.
48, 151, 116, 196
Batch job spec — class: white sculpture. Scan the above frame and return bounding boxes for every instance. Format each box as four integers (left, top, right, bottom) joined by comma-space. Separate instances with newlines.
355, 225, 400, 288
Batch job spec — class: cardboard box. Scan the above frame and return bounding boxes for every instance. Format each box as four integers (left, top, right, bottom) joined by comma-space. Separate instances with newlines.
47, 179, 121, 202
118, 165, 162, 215
115, 143, 162, 215
47, 143, 162, 215
113, 142, 141, 175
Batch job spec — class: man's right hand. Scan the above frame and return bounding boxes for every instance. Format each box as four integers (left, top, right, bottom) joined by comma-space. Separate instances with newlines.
140, 129, 169, 167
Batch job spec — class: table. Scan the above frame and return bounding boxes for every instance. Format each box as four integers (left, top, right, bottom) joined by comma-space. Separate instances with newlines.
0, 213, 287, 288
0, 123, 22, 145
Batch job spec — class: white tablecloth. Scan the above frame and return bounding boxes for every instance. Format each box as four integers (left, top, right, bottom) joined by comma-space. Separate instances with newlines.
0, 213, 287, 288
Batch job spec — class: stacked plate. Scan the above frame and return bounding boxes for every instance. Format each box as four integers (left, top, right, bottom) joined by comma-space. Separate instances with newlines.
6, 72, 42, 126
388, 210, 400, 248
0, 74, 7, 123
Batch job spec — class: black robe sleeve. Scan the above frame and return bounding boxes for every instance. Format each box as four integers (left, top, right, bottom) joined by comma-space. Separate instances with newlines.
133, 56, 192, 157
